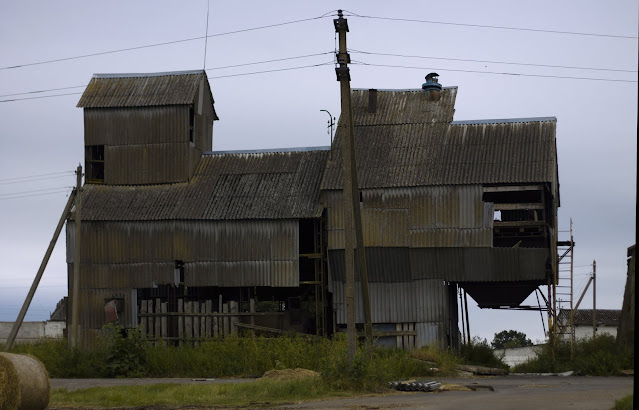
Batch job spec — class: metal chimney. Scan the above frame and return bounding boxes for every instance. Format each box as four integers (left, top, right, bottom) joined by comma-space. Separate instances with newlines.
422, 73, 442, 101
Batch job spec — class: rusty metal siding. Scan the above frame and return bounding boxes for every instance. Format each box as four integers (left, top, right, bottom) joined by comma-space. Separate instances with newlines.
81, 150, 328, 221
331, 279, 450, 324
351, 88, 457, 126
184, 260, 298, 287
68, 220, 298, 264
105, 143, 190, 185
77, 71, 216, 115
408, 247, 549, 282
324, 185, 491, 250
321, 113, 557, 190
84, 106, 190, 146
67, 219, 299, 288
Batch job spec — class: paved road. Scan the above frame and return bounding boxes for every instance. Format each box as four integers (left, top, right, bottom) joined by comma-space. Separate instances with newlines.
51, 375, 633, 409
283, 376, 634, 410
51, 377, 254, 391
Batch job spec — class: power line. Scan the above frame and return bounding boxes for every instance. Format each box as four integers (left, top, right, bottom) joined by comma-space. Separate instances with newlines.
0, 189, 72, 201
0, 16, 328, 71
0, 173, 76, 185
350, 49, 637, 73
0, 92, 83, 103
0, 186, 73, 197
0, 171, 74, 182
0, 53, 335, 100
0, 85, 87, 98
351, 61, 638, 83
207, 61, 333, 79
206, 52, 333, 70
347, 13, 638, 40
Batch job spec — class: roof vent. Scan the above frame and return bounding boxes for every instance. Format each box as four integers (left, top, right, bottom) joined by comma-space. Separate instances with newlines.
422, 73, 442, 101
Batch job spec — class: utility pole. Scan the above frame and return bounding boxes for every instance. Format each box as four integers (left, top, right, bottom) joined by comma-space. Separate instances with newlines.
70, 165, 82, 349
334, 10, 373, 359
4, 189, 77, 351
592, 259, 596, 339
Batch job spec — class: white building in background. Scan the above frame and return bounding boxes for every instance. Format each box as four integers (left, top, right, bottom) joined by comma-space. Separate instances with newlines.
558, 309, 621, 341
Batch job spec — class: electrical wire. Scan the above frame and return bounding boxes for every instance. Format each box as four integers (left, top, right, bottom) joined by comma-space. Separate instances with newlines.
351, 61, 638, 83
0, 174, 76, 185
346, 13, 638, 40
0, 186, 73, 197
0, 189, 72, 201
0, 52, 335, 100
350, 49, 637, 73
0, 171, 74, 182
205, 61, 333, 79
0, 15, 328, 71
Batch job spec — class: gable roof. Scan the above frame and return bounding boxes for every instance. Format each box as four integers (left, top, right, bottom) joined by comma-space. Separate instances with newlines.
77, 70, 216, 115
321, 88, 557, 190
558, 309, 621, 327
80, 149, 328, 221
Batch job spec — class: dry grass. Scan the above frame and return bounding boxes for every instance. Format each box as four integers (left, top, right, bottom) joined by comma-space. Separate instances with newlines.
0, 354, 20, 410
262, 368, 320, 381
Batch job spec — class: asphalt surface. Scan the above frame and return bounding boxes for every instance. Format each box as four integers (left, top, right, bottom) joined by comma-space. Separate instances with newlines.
50, 375, 634, 409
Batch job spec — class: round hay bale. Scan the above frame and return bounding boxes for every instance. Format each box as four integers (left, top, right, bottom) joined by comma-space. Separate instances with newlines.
262, 368, 320, 381
0, 353, 50, 410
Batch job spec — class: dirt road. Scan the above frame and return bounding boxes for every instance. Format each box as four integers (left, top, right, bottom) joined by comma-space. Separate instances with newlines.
50, 375, 633, 409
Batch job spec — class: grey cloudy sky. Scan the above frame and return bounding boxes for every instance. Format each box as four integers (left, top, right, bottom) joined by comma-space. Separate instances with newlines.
0, 1, 636, 343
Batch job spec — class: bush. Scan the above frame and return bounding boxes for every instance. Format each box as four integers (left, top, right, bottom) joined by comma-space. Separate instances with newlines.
460, 337, 507, 369
102, 324, 149, 377
512, 335, 634, 375
9, 338, 106, 378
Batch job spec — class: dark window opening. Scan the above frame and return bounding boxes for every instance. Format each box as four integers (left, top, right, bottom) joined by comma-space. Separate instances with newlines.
85, 145, 104, 183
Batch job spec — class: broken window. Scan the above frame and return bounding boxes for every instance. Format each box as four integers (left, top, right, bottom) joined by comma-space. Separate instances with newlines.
483, 185, 548, 248
85, 145, 104, 183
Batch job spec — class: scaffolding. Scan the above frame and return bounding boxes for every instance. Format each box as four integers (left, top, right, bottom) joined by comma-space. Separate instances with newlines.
554, 219, 575, 356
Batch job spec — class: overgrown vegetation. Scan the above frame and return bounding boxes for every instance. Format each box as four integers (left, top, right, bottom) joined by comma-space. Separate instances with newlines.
51, 378, 358, 408
512, 335, 633, 375
613, 394, 633, 410
460, 337, 509, 369
491, 330, 533, 349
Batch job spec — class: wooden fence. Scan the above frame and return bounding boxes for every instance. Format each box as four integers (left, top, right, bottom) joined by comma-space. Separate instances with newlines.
137, 298, 284, 345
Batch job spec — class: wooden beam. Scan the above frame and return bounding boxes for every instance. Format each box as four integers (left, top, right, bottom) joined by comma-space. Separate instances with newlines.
484, 185, 544, 192
494, 203, 544, 210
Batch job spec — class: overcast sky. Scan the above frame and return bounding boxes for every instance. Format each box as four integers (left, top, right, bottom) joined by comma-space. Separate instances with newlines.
0, 1, 636, 344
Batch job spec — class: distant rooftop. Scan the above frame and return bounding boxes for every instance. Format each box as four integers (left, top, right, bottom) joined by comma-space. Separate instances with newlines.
206, 146, 331, 155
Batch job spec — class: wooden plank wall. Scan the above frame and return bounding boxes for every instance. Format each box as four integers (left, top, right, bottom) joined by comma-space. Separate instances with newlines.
138, 299, 274, 345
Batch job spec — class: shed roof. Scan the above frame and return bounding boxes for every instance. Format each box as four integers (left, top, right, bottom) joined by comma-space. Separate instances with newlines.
321, 88, 557, 189
80, 149, 328, 221
559, 309, 621, 327
77, 70, 216, 115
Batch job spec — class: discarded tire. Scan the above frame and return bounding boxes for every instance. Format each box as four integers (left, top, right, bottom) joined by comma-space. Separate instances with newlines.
0, 352, 50, 410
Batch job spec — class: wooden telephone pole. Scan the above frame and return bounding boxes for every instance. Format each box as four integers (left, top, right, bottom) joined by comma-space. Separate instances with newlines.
334, 10, 373, 359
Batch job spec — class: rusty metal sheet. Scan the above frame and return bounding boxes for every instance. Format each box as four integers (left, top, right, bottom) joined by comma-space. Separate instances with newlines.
78, 71, 217, 118
331, 279, 450, 324
79, 150, 328, 221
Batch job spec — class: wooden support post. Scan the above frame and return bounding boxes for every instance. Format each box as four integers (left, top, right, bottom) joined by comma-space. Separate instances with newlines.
205, 300, 212, 338
593, 260, 597, 339
4, 189, 76, 351
464, 289, 471, 345
140, 300, 148, 338
193, 301, 200, 346
223, 303, 229, 337
185, 301, 193, 343
154, 298, 161, 345
230, 301, 238, 335
161, 302, 168, 345
178, 299, 184, 346
71, 165, 82, 349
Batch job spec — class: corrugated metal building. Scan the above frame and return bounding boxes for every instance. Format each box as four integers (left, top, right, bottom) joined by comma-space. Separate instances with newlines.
322, 87, 558, 348
68, 72, 559, 349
